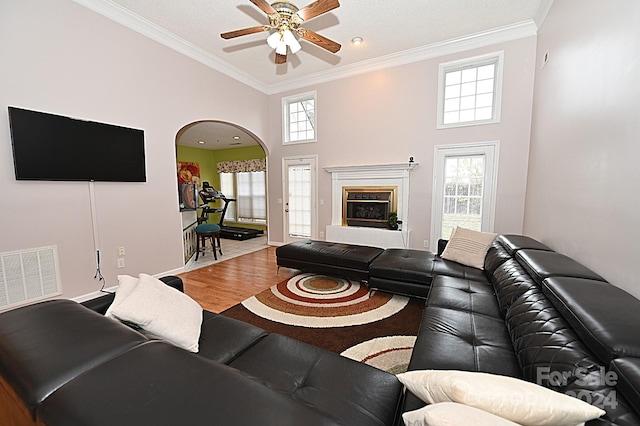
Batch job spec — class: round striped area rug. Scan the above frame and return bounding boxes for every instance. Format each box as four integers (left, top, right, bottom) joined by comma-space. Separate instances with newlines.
241, 273, 409, 328
341, 336, 417, 374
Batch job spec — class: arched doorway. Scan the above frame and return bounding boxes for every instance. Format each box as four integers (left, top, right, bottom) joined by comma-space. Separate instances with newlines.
175, 120, 269, 268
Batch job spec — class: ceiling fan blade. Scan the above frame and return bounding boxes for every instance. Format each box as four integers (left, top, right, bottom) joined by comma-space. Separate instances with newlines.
298, 28, 341, 53
297, 0, 340, 21
250, 0, 277, 15
220, 26, 270, 39
275, 53, 287, 64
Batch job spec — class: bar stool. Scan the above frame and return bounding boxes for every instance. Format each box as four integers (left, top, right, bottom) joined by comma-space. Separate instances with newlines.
195, 223, 222, 261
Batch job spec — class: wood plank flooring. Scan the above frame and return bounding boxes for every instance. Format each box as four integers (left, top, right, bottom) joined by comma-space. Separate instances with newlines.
178, 246, 297, 313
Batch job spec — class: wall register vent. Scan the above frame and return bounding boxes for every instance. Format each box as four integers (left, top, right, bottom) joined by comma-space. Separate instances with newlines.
0, 246, 62, 312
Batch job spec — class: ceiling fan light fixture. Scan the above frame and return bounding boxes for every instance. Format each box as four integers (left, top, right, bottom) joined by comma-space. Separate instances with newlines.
283, 29, 302, 54
275, 40, 288, 55
267, 31, 282, 49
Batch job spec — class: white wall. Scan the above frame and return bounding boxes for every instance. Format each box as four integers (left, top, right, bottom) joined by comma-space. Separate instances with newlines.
266, 37, 537, 249
0, 0, 268, 302
525, 0, 640, 298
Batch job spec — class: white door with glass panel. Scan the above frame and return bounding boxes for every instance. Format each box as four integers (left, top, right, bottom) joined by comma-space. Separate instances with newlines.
284, 157, 317, 243
431, 143, 499, 250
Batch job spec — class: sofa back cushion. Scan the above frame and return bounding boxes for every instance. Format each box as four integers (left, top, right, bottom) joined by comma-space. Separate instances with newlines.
496, 235, 552, 256
483, 241, 513, 275
515, 250, 605, 285
543, 277, 640, 364
491, 259, 538, 315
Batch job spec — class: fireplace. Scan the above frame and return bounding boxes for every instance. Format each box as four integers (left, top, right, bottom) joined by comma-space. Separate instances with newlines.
342, 186, 398, 228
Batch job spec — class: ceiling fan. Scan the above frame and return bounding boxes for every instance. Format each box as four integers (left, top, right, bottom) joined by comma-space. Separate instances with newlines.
221, 0, 341, 64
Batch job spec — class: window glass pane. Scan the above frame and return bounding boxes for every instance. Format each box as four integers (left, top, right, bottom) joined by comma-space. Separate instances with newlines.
476, 79, 494, 94
445, 70, 461, 85
219, 173, 236, 222
443, 111, 459, 124
475, 107, 493, 121
236, 171, 266, 222
442, 155, 485, 236
444, 98, 460, 112
460, 81, 476, 97
460, 96, 476, 110
444, 84, 461, 99
461, 68, 477, 83
476, 93, 493, 108
459, 109, 476, 122
477, 64, 495, 80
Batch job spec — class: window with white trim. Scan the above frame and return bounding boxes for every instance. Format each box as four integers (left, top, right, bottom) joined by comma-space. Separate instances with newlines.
437, 52, 503, 129
283, 92, 316, 144
218, 171, 266, 224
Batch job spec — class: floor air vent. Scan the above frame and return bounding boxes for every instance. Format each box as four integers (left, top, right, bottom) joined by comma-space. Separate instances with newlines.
0, 246, 62, 311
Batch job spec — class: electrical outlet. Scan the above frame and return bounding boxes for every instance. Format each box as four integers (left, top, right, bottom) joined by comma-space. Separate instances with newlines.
117, 258, 125, 268
118, 246, 125, 256
319, 231, 325, 238
424, 240, 429, 248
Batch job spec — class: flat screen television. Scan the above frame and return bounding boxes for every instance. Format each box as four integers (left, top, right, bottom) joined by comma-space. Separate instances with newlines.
8, 106, 146, 182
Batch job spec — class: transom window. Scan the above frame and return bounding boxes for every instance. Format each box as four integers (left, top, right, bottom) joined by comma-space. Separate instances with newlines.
437, 52, 503, 129
283, 92, 316, 144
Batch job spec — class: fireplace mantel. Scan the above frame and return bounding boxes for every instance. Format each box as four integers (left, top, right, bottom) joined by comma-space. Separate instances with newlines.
324, 163, 418, 248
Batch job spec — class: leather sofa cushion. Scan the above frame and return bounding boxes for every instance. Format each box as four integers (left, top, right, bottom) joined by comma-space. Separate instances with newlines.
367, 276, 431, 298
229, 334, 403, 426
516, 249, 605, 284
369, 249, 435, 283
543, 277, 640, 363
427, 276, 501, 319
497, 234, 552, 256
483, 241, 513, 274
491, 259, 538, 314
0, 300, 147, 412
611, 358, 640, 417
409, 305, 521, 377
38, 341, 343, 426
197, 311, 268, 364
276, 240, 384, 271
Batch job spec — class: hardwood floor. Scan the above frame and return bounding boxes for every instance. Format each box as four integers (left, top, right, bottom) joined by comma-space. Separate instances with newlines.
178, 246, 297, 313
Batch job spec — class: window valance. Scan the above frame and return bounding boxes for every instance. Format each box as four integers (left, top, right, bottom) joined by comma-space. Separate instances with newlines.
217, 158, 266, 174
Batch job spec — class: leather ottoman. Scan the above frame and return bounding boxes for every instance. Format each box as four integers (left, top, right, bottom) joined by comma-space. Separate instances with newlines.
368, 249, 436, 298
276, 239, 384, 281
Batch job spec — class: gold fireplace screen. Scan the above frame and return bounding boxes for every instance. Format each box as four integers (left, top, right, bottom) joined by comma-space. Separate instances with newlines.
342, 186, 398, 228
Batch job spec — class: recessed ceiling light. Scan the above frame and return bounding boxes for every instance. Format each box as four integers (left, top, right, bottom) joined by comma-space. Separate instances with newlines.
351, 37, 363, 46
197, 140, 206, 144
233, 136, 240, 140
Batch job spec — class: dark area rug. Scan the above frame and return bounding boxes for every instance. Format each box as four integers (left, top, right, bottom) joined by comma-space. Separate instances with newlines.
221, 273, 424, 371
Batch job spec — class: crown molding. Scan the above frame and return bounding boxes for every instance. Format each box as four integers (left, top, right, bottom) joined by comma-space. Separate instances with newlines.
268, 20, 538, 94
534, 0, 555, 28
72, 0, 269, 94
73, 0, 537, 96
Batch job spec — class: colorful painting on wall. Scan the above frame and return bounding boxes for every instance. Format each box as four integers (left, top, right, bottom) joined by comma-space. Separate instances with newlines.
177, 162, 201, 184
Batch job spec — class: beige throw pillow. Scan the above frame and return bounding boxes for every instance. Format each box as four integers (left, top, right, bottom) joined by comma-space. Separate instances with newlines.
403, 402, 520, 426
441, 227, 497, 269
397, 370, 605, 426
109, 273, 203, 352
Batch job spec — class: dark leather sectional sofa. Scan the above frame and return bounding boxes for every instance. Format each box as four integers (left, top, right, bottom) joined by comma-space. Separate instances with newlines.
2, 234, 640, 425
0, 277, 402, 425
277, 235, 640, 425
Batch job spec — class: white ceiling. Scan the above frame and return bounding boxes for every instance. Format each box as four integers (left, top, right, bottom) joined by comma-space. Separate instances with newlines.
76, 0, 551, 150
77, 0, 551, 94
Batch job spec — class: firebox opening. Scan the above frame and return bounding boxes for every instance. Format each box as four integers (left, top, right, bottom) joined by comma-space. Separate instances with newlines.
342, 186, 398, 228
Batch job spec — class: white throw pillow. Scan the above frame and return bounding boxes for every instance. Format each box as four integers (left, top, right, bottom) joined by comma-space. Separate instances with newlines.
441, 227, 497, 269
403, 402, 520, 426
104, 275, 139, 318
109, 273, 203, 352
397, 370, 605, 426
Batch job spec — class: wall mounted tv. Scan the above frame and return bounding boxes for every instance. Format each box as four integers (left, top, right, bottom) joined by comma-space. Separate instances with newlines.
8, 107, 146, 182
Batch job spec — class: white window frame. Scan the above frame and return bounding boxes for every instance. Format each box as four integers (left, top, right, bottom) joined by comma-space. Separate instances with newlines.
430, 141, 500, 252
282, 91, 317, 145
436, 51, 504, 129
